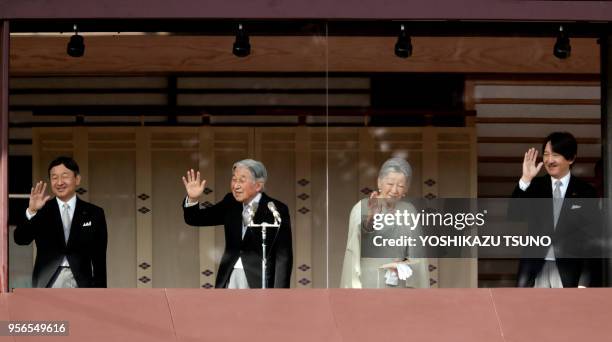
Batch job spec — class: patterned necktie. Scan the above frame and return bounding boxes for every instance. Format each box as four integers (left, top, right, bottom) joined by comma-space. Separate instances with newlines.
61, 203, 71, 243
242, 204, 253, 238
553, 180, 563, 228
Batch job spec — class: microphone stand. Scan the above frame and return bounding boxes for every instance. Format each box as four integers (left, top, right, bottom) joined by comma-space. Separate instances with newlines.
248, 219, 280, 289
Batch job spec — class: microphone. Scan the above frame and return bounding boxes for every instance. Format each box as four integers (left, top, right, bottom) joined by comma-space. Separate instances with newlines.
248, 202, 258, 226
267, 202, 282, 225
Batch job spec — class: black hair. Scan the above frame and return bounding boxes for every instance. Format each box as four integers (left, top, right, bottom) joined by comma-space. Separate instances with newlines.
542, 132, 577, 162
48, 156, 80, 177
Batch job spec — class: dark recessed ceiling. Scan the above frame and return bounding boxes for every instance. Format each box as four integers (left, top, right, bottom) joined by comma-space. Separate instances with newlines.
8, 19, 612, 38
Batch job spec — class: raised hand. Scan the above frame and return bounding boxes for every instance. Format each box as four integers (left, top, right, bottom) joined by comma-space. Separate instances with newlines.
182, 169, 206, 202
521, 147, 543, 183
362, 190, 382, 232
367, 190, 382, 213
28, 181, 50, 214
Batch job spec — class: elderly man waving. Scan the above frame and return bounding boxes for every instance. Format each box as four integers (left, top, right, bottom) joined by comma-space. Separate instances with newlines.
182, 159, 293, 289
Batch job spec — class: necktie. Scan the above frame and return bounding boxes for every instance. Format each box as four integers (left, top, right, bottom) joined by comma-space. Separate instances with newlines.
62, 203, 71, 243
242, 204, 253, 238
553, 180, 563, 228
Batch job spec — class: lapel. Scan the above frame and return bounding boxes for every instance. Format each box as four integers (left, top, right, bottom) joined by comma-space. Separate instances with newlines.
564, 175, 578, 199
542, 175, 553, 197
229, 198, 244, 242
538, 176, 554, 229
252, 193, 270, 226
48, 199, 67, 247
67, 197, 85, 248
556, 175, 578, 228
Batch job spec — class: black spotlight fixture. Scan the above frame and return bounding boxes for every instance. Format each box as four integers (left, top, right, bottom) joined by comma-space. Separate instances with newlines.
553, 25, 571, 59
67, 24, 85, 57
232, 24, 251, 57
394, 24, 412, 58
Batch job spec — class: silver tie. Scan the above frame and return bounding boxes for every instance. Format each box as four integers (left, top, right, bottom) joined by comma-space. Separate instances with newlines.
553, 180, 563, 228
61, 203, 71, 243
242, 204, 253, 238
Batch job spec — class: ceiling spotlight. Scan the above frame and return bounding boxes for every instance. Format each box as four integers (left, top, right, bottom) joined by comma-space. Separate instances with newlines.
67, 24, 85, 57
553, 25, 571, 59
394, 24, 412, 58
232, 24, 251, 57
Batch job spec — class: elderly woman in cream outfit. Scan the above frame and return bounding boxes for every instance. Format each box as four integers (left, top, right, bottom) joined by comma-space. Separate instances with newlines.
340, 157, 429, 288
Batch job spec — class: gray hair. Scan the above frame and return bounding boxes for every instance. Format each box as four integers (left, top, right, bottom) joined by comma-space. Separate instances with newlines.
378, 157, 412, 181
232, 159, 267, 184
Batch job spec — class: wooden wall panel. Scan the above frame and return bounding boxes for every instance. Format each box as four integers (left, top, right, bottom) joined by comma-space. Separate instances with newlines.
10, 36, 327, 75
88, 130, 137, 288
197, 128, 216, 289
35, 128, 73, 181
422, 128, 439, 288
476, 104, 600, 118
474, 85, 600, 100
479, 143, 600, 158
73, 129, 89, 202
327, 128, 361, 288
476, 123, 600, 139
294, 127, 313, 287
309, 130, 329, 288
435, 128, 478, 288
255, 128, 299, 287
150, 129, 200, 288
9, 36, 598, 75
135, 128, 153, 288
438, 156, 472, 197
328, 37, 598, 74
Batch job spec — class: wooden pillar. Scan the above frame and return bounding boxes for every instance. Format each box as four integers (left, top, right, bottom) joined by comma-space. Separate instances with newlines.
421, 127, 439, 288
295, 127, 313, 287
600, 31, 612, 286
73, 127, 89, 202
135, 128, 153, 288
0, 21, 9, 293
198, 127, 216, 288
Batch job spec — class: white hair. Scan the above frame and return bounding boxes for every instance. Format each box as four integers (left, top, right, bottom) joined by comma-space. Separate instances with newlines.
232, 159, 267, 184
378, 157, 412, 181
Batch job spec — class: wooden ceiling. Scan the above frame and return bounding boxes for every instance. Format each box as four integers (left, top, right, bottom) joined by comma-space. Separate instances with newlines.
9, 35, 599, 75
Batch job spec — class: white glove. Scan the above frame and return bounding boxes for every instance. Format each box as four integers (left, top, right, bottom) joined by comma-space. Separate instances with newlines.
396, 263, 413, 280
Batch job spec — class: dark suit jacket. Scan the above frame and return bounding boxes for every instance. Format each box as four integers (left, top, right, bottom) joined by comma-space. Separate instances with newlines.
183, 192, 293, 288
14, 197, 108, 288
510, 174, 601, 287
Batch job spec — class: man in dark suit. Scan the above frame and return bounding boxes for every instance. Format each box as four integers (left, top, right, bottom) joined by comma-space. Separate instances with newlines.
511, 132, 600, 288
182, 159, 292, 288
14, 156, 108, 288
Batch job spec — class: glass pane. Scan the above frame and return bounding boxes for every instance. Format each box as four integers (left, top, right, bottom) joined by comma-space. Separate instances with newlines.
324, 22, 603, 288
8, 22, 329, 289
